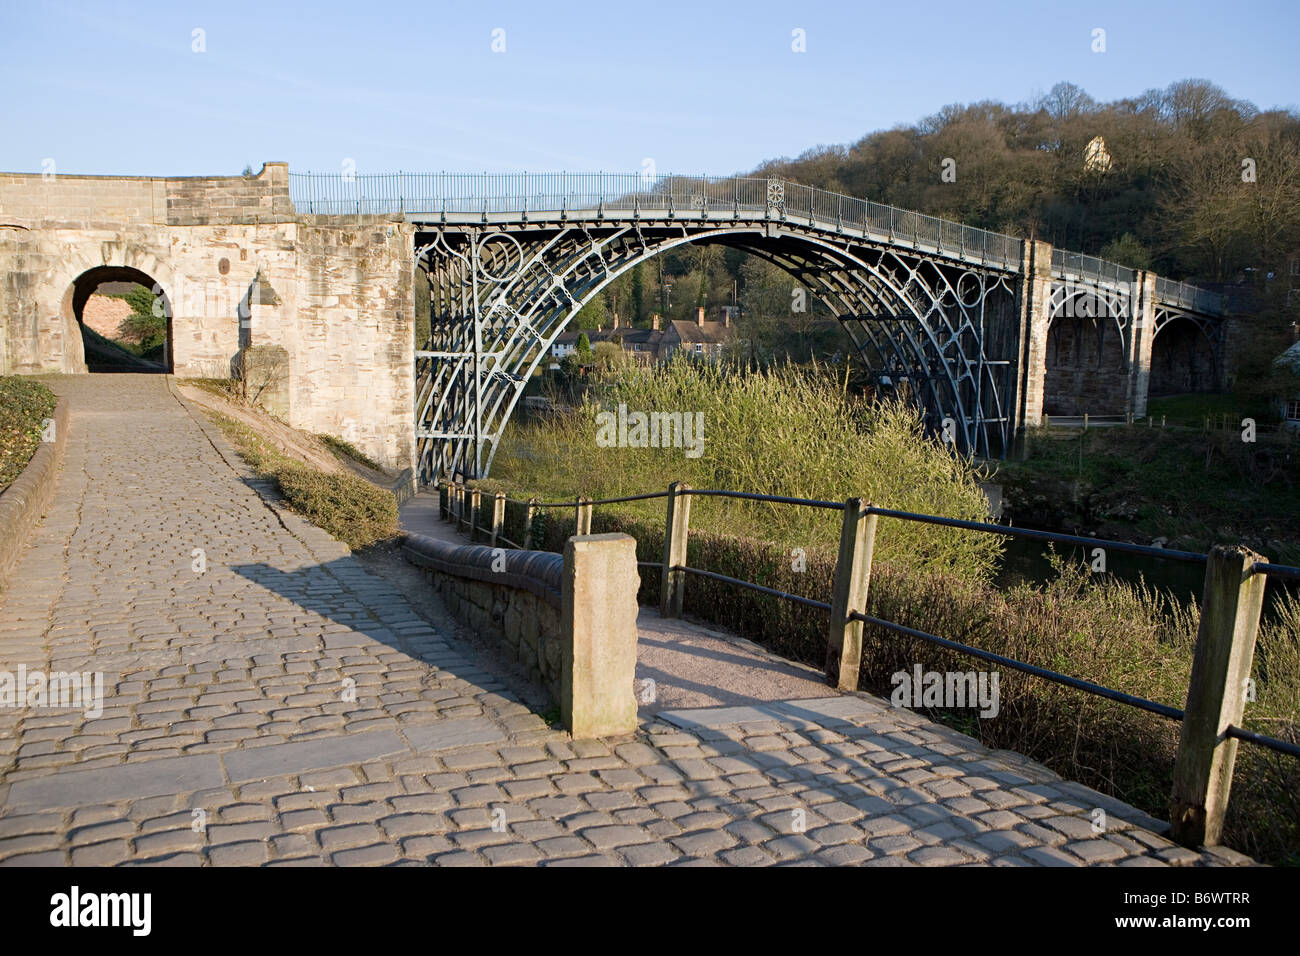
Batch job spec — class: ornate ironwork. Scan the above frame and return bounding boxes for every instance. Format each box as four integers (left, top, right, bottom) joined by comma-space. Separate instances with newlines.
288, 172, 1227, 484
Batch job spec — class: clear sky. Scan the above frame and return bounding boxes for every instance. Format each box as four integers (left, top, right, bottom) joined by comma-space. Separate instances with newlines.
2, 0, 1297, 178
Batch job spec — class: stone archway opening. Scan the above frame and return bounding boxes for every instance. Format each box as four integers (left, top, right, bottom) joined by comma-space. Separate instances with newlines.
65, 265, 174, 373
1043, 308, 1128, 417
1150, 318, 1217, 397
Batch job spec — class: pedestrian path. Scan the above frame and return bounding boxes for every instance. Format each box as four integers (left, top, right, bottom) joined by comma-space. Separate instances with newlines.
0, 375, 1246, 866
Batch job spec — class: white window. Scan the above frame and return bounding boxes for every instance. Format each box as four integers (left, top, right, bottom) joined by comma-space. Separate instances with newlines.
1287, 400, 1300, 422
694, 343, 703, 353
1290, 258, 1300, 276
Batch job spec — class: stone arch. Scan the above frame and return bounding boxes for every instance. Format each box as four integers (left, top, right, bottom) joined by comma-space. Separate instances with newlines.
1150, 316, 1218, 396
62, 263, 175, 373
1043, 285, 1130, 417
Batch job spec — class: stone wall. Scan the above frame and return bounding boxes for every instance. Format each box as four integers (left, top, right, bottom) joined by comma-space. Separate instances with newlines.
402, 535, 566, 703
0, 163, 415, 473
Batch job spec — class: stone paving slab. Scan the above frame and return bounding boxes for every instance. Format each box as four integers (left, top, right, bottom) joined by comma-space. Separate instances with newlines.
0, 376, 1253, 867
6, 754, 225, 812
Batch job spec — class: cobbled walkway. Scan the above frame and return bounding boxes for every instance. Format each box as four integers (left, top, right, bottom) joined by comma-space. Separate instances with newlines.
0, 376, 1248, 866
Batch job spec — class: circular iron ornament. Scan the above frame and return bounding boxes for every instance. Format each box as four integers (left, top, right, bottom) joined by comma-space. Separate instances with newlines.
476, 232, 525, 283
956, 271, 983, 308
218, 257, 230, 275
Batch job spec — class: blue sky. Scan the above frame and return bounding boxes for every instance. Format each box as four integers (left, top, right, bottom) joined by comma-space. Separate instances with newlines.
2, 0, 1297, 178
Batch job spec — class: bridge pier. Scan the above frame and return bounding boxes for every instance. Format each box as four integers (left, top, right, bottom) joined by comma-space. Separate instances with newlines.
1013, 240, 1054, 447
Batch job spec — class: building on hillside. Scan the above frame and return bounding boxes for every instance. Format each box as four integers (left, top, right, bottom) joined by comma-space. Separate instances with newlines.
1275, 340, 1300, 432
548, 307, 734, 367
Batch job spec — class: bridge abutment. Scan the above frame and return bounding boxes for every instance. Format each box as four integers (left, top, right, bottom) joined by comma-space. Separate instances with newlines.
0, 165, 416, 475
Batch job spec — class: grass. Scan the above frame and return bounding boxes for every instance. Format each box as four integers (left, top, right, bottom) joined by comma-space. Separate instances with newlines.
489, 356, 1002, 582
204, 410, 398, 550
1145, 392, 1275, 428
0, 376, 57, 493
319, 434, 385, 472
998, 414, 1300, 563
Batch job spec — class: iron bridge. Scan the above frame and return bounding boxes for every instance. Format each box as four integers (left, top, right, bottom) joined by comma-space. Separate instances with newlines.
290, 173, 1230, 484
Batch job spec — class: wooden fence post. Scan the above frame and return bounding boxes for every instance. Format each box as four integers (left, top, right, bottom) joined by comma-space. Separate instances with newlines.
491, 492, 505, 547
1170, 544, 1268, 847
576, 496, 593, 536
826, 498, 877, 691
469, 488, 482, 542
660, 482, 691, 618
525, 497, 538, 549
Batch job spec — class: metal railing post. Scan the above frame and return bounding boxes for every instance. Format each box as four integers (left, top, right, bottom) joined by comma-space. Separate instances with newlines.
826, 498, 877, 690
660, 482, 691, 618
1171, 545, 1268, 847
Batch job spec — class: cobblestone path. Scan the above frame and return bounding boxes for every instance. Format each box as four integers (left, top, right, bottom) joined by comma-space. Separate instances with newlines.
0, 376, 1248, 866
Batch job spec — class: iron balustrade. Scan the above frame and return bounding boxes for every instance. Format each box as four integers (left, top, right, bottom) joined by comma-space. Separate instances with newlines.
291, 171, 1222, 314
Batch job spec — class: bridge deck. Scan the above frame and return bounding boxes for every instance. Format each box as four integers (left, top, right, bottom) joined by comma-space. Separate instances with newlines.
0, 376, 1246, 866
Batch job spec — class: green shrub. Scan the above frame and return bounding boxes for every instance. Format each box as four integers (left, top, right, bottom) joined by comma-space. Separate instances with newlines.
275, 463, 399, 550
494, 356, 1000, 581
0, 376, 57, 493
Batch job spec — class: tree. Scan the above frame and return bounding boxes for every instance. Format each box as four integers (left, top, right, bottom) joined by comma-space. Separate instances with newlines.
114, 284, 167, 350
574, 292, 606, 330
575, 332, 592, 358
630, 265, 646, 324
1099, 233, 1152, 270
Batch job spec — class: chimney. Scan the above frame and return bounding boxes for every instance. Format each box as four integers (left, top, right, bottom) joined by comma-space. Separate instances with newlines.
651, 313, 661, 331
612, 312, 619, 330
696, 306, 705, 327
722, 307, 730, 328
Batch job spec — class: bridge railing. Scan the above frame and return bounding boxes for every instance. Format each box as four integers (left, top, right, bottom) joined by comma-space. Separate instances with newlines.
1157, 276, 1227, 316
290, 171, 1223, 312
1051, 248, 1138, 289
440, 478, 1299, 848
289, 171, 1026, 269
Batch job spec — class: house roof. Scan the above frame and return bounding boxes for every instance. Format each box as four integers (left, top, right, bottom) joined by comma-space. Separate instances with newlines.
1276, 340, 1300, 372
667, 319, 731, 344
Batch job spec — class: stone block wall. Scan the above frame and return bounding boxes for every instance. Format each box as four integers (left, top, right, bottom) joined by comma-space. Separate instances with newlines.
437, 577, 565, 703
402, 534, 566, 704
0, 163, 416, 473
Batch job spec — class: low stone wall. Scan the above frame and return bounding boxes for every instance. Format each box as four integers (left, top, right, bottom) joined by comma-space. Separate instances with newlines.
0, 397, 69, 590
403, 534, 567, 702
402, 530, 641, 737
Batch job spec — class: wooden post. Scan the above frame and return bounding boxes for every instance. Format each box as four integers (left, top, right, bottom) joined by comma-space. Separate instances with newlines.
469, 488, 482, 542
490, 492, 505, 547
525, 497, 538, 549
1083, 412, 1089, 430
576, 496, 593, 536
454, 484, 465, 531
826, 498, 877, 691
1170, 545, 1268, 847
659, 482, 691, 618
